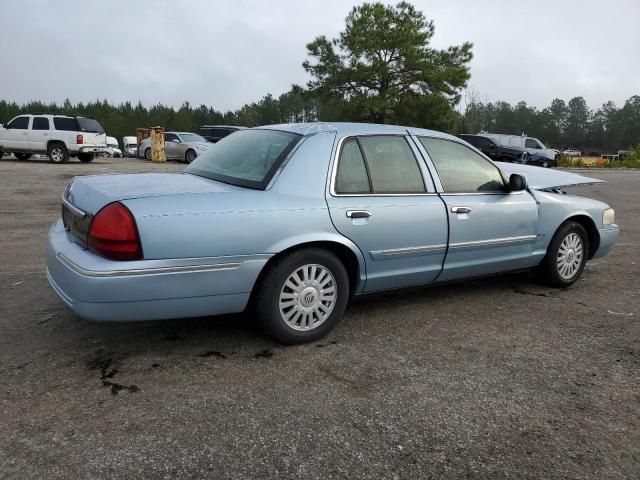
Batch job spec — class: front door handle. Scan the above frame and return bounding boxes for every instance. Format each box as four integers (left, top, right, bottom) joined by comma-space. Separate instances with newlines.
346, 210, 372, 219
451, 206, 472, 214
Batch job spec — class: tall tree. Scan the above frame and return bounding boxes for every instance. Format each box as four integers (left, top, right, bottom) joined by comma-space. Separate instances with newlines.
565, 96, 590, 147
303, 1, 473, 128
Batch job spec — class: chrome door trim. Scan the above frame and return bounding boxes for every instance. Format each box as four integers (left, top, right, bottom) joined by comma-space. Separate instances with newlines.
376, 244, 448, 256
448, 235, 537, 250
57, 253, 242, 278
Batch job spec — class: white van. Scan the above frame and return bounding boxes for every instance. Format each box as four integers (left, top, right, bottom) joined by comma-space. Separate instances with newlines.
105, 136, 122, 157
479, 133, 559, 162
122, 136, 138, 157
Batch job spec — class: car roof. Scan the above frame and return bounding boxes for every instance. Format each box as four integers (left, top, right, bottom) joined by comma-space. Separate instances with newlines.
256, 122, 458, 141
200, 125, 247, 129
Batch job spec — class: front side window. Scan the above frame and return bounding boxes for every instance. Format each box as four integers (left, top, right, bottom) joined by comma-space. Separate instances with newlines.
420, 137, 505, 193
185, 129, 301, 190
525, 138, 541, 149
32, 117, 49, 130
7, 116, 29, 129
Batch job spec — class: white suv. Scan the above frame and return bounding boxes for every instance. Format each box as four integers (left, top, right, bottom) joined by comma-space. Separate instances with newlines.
0, 114, 107, 163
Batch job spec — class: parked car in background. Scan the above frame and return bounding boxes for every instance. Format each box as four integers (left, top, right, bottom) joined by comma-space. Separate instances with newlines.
47, 123, 618, 344
527, 152, 557, 168
199, 125, 245, 143
0, 114, 106, 163
480, 133, 559, 163
122, 136, 138, 157
562, 149, 582, 156
139, 132, 210, 163
105, 136, 122, 157
458, 134, 528, 163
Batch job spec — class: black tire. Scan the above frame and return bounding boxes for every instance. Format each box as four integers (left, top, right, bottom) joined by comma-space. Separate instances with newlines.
144, 148, 151, 160
185, 149, 197, 164
542, 161, 550, 168
78, 153, 95, 163
255, 248, 350, 344
14, 153, 33, 160
538, 221, 589, 288
48, 143, 69, 164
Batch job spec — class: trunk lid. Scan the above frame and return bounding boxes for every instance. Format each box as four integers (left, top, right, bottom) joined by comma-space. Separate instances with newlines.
496, 162, 604, 190
65, 172, 243, 215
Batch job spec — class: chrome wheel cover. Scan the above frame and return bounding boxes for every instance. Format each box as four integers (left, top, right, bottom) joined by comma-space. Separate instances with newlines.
51, 148, 63, 162
186, 150, 196, 163
557, 232, 584, 280
279, 264, 337, 331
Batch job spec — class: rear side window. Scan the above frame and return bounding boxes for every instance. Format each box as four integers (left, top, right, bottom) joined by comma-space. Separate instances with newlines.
53, 117, 78, 131
335, 136, 426, 194
7, 116, 29, 129
32, 117, 49, 130
335, 139, 371, 194
420, 137, 505, 193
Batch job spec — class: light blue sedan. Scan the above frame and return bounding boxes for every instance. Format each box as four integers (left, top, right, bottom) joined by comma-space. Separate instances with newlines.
47, 123, 619, 343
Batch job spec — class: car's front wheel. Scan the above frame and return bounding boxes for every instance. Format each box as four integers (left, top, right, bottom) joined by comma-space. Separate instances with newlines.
538, 221, 589, 287
185, 149, 197, 163
255, 248, 350, 344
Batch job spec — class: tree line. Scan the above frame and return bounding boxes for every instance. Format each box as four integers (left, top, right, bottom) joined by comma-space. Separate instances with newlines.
0, 1, 637, 152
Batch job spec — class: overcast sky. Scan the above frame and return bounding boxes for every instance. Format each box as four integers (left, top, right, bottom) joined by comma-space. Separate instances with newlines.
2, 0, 638, 112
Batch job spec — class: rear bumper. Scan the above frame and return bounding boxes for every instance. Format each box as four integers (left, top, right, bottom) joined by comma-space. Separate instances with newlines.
592, 225, 619, 259
70, 146, 108, 155
46, 220, 269, 321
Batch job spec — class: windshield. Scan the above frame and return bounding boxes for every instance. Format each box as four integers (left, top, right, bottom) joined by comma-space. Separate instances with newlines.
179, 133, 207, 143
185, 129, 302, 189
76, 117, 105, 134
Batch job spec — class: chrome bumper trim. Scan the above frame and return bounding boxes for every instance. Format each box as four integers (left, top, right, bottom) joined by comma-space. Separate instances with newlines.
379, 244, 447, 256
57, 253, 242, 278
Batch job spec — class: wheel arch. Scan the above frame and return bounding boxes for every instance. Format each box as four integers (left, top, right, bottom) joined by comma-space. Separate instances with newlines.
252, 236, 367, 300
558, 214, 600, 259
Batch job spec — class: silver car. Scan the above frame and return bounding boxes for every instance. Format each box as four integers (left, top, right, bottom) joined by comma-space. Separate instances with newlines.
140, 132, 210, 163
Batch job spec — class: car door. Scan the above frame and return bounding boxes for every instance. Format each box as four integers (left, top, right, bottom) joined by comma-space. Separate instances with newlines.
164, 133, 180, 159
326, 135, 448, 292
416, 136, 539, 282
3, 116, 30, 150
28, 116, 50, 151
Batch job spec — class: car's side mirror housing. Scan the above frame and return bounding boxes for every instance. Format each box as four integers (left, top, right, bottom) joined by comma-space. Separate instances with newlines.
171, 139, 180, 143
509, 173, 527, 192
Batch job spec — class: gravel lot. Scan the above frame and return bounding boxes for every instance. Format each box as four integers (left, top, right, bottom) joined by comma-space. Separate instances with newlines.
1, 156, 638, 479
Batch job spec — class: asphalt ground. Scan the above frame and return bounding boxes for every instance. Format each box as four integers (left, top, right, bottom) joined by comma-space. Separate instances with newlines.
1, 156, 638, 479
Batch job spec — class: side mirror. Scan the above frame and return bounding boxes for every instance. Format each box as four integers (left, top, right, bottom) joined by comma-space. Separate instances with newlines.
509, 173, 527, 192
171, 139, 180, 143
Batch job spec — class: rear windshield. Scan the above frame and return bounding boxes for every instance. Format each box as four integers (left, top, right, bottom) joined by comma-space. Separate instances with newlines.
76, 117, 105, 134
185, 129, 302, 189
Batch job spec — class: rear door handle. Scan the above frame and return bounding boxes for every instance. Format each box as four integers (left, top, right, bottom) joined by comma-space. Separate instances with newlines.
346, 210, 371, 219
451, 206, 472, 214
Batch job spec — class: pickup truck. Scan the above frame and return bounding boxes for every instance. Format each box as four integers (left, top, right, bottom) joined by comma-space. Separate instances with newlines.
0, 114, 107, 163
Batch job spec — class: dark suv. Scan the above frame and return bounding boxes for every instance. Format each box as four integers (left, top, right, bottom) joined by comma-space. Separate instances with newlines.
458, 134, 528, 163
199, 125, 245, 143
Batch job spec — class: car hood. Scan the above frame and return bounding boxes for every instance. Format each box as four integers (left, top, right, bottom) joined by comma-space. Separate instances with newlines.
65, 172, 242, 214
496, 162, 604, 190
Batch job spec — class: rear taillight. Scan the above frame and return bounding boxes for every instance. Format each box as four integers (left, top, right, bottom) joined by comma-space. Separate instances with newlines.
88, 202, 142, 261
76, 134, 83, 144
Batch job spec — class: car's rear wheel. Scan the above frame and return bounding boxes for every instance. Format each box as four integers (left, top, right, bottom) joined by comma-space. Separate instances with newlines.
48, 143, 68, 163
538, 221, 589, 287
255, 248, 349, 344
185, 149, 197, 163
144, 148, 151, 160
14, 153, 32, 160
78, 153, 95, 163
